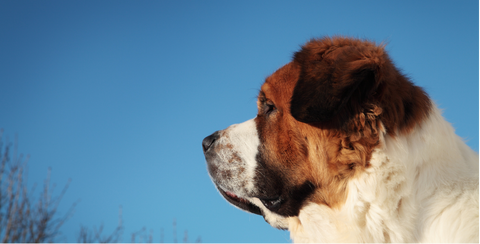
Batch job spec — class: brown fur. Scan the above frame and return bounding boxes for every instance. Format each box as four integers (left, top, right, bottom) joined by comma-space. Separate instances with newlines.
254, 37, 432, 210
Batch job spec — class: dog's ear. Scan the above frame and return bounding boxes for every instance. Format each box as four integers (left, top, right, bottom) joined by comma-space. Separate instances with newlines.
290, 37, 385, 125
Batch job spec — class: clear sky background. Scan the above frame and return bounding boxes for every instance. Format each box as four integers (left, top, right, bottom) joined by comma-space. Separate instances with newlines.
0, 1, 478, 243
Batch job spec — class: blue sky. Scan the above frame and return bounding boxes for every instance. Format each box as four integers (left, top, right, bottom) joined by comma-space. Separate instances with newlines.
0, 1, 478, 243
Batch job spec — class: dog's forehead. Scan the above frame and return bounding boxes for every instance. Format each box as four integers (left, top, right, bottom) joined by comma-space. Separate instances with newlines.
261, 62, 300, 103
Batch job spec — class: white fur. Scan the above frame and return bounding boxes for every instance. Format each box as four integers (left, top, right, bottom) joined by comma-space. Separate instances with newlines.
288, 105, 479, 243
208, 118, 259, 198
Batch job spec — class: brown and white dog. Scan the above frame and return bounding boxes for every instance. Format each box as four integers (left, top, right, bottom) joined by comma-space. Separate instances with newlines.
202, 36, 479, 243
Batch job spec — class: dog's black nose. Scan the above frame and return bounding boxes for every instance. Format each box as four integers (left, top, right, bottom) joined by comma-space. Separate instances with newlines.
202, 131, 220, 153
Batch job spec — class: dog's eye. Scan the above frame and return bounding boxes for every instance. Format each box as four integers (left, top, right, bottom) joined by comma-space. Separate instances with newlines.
264, 101, 276, 115
260, 197, 282, 210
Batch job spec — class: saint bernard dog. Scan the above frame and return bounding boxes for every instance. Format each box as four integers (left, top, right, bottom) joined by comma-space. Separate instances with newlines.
202, 36, 479, 243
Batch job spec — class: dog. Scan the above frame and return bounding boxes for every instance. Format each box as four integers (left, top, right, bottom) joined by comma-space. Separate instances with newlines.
202, 36, 479, 243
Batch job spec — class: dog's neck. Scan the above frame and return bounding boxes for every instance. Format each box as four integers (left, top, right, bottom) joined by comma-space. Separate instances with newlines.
288, 105, 479, 243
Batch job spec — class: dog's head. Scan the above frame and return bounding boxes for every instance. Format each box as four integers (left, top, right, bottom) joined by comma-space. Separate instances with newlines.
202, 36, 431, 229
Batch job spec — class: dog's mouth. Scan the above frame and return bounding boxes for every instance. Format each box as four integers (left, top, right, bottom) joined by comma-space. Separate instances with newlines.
217, 188, 262, 215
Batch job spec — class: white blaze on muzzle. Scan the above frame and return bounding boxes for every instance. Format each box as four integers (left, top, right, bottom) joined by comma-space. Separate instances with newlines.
205, 118, 259, 198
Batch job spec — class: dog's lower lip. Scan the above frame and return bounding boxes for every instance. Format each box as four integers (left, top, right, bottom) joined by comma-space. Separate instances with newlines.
224, 190, 250, 204
217, 187, 262, 215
